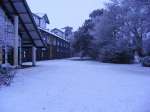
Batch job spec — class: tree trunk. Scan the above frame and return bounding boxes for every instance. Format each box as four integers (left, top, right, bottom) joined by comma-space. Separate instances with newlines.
135, 35, 143, 57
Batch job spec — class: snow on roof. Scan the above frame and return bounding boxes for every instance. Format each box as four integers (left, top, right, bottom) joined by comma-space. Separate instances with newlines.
35, 13, 45, 18
38, 27, 69, 42
51, 28, 64, 34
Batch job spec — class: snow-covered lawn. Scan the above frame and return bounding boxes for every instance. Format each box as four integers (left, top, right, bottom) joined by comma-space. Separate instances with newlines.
0, 59, 150, 112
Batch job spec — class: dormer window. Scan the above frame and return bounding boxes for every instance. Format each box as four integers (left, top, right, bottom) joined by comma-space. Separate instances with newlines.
32, 13, 50, 30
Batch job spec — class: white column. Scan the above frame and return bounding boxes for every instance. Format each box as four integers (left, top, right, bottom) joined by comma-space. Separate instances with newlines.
19, 38, 22, 66
32, 46, 36, 66
4, 46, 8, 64
13, 15, 19, 67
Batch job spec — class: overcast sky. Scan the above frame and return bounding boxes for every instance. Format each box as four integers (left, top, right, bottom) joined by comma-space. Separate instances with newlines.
27, 0, 107, 30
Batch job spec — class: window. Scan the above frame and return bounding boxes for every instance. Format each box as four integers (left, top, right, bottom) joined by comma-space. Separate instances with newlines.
40, 18, 46, 29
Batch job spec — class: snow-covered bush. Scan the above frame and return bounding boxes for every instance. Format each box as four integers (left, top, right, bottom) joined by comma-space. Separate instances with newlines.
0, 64, 16, 86
141, 56, 150, 67
88, 46, 99, 59
99, 40, 134, 64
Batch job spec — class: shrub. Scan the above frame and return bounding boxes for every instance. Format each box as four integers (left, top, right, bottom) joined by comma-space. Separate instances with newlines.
99, 39, 134, 64
143, 39, 150, 56
0, 64, 16, 86
141, 56, 150, 67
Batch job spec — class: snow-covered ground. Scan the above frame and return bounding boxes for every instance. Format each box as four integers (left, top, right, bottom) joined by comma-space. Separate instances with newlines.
0, 59, 150, 112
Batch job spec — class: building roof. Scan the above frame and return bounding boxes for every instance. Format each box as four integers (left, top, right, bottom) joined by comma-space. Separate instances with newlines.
39, 27, 69, 42
1, 0, 45, 47
51, 28, 64, 34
